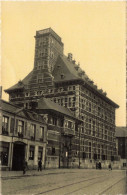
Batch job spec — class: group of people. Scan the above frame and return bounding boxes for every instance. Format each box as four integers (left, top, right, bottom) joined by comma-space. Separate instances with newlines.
96, 161, 112, 170
22, 159, 42, 175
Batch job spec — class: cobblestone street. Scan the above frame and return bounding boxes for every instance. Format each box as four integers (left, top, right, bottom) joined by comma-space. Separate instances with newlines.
1, 169, 126, 195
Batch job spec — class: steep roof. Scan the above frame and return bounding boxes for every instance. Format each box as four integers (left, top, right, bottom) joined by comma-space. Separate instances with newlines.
53, 55, 88, 82
37, 97, 77, 119
53, 55, 119, 108
5, 71, 33, 92
1, 99, 46, 124
115, 127, 127, 137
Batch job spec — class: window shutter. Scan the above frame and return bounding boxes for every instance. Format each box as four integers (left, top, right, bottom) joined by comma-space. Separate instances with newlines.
15, 119, 18, 134
10, 118, 15, 133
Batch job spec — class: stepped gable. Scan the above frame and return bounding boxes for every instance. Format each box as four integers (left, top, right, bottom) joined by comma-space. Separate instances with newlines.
5, 71, 33, 92
37, 97, 76, 119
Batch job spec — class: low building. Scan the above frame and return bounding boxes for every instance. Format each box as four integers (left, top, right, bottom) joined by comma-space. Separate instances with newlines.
115, 127, 127, 168
34, 97, 82, 168
0, 100, 47, 170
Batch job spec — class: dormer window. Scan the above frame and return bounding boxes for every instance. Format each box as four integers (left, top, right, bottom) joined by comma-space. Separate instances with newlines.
61, 74, 64, 79
25, 92, 29, 97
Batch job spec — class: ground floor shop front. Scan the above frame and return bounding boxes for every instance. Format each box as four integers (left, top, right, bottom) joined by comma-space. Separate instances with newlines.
0, 135, 46, 170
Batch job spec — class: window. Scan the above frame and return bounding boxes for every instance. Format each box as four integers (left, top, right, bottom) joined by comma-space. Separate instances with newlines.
0, 142, 9, 166
29, 146, 34, 160
2, 116, 9, 133
52, 147, 55, 155
40, 126, 44, 140
68, 121, 72, 129
38, 147, 43, 160
53, 117, 57, 125
38, 79, 43, 83
18, 120, 24, 133
31, 124, 36, 139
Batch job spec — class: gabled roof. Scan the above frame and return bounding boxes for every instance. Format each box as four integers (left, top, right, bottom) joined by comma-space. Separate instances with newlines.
37, 97, 77, 120
115, 127, 127, 137
5, 71, 33, 92
53, 55, 81, 82
1, 99, 46, 124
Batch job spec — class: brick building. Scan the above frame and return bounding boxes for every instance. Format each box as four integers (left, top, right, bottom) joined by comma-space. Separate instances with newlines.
5, 28, 119, 168
0, 100, 47, 170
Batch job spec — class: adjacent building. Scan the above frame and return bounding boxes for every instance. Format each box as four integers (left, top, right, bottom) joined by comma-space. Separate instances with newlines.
0, 100, 47, 170
5, 28, 119, 168
35, 97, 82, 168
115, 126, 127, 168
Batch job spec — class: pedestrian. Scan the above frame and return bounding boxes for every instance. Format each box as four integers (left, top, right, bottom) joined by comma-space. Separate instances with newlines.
98, 161, 101, 170
108, 163, 112, 171
23, 159, 28, 175
38, 159, 42, 171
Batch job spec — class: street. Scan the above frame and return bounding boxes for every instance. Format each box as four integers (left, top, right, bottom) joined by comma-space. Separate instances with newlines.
1, 169, 126, 195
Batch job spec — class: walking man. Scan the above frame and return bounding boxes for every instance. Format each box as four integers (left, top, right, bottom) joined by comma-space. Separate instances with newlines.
38, 159, 42, 171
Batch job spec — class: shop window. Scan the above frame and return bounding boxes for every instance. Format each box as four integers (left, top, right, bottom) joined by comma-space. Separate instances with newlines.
0, 142, 9, 166
29, 146, 35, 160
2, 116, 9, 135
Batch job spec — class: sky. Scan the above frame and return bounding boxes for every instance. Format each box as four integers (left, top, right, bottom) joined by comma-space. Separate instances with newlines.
1, 1, 126, 126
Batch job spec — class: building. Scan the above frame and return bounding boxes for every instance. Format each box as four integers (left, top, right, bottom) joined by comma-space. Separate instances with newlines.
5, 28, 119, 168
0, 100, 47, 170
35, 97, 82, 168
115, 127, 127, 168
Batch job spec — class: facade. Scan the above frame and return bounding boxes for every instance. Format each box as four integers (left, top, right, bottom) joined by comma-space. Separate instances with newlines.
0, 100, 47, 170
115, 127, 127, 168
5, 28, 119, 168
35, 97, 82, 168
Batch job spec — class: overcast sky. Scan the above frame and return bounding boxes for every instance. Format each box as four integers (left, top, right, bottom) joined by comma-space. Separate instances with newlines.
1, 1, 126, 126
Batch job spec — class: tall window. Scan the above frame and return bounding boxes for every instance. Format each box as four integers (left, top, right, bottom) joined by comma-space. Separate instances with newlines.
31, 124, 36, 139
40, 126, 44, 139
18, 120, 24, 133
68, 121, 72, 129
29, 146, 35, 160
2, 116, 9, 133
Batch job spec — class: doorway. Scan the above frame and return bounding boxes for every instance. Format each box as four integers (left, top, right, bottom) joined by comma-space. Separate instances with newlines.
12, 142, 25, 170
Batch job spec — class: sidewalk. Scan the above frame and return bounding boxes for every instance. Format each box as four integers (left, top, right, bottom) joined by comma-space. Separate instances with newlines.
0, 168, 80, 179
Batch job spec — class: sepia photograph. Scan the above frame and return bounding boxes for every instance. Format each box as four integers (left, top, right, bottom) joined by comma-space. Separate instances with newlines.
0, 1, 126, 194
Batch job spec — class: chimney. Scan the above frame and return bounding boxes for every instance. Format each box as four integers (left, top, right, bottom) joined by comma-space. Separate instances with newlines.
72, 60, 76, 64
68, 53, 73, 61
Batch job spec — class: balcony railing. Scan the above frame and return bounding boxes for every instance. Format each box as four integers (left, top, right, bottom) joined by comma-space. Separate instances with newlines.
61, 128, 75, 136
